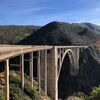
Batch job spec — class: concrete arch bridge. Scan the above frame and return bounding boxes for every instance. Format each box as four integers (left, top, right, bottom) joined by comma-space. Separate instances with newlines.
0, 45, 88, 100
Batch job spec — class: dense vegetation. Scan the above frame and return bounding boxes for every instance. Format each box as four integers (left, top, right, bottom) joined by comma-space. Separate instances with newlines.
19, 21, 100, 45
70, 85, 100, 100
0, 71, 50, 100
74, 22, 100, 34
0, 25, 40, 44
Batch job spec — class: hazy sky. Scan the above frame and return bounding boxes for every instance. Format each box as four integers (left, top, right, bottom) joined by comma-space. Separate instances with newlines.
0, 0, 100, 25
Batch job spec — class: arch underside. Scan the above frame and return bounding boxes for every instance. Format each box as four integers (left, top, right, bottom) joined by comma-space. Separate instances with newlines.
58, 49, 77, 99
58, 49, 76, 78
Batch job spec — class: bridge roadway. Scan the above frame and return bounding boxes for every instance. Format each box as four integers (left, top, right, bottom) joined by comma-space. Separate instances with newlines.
0, 45, 53, 61
0, 45, 98, 100
0, 45, 89, 60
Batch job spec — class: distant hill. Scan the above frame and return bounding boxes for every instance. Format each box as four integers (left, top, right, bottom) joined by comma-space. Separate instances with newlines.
73, 22, 100, 34
0, 25, 40, 44
19, 21, 100, 45
0, 22, 100, 45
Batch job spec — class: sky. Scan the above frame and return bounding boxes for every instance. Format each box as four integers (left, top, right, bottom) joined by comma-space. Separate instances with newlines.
0, 0, 100, 26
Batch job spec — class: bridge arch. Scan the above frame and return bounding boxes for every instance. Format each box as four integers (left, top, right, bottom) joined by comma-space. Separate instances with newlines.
58, 49, 76, 78
58, 49, 76, 99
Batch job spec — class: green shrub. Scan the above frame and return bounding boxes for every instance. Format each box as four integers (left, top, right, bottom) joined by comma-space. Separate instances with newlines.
9, 74, 21, 86
24, 82, 42, 100
0, 90, 5, 100
24, 82, 35, 99
88, 86, 100, 100
74, 92, 87, 99
10, 83, 31, 100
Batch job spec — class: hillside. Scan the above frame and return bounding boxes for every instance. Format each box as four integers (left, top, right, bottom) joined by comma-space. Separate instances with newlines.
19, 21, 100, 45
75, 46, 100, 94
73, 22, 100, 34
0, 71, 51, 100
0, 25, 40, 44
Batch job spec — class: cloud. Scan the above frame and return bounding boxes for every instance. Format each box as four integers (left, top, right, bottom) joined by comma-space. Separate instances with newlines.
0, 0, 53, 16
16, 7, 52, 15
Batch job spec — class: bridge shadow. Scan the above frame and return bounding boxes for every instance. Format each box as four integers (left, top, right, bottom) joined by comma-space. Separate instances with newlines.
58, 53, 78, 99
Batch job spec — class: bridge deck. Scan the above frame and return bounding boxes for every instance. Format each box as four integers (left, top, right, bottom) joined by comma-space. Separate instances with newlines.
0, 44, 99, 61
0, 45, 53, 61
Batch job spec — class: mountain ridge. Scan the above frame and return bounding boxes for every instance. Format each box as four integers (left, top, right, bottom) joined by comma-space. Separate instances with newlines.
19, 21, 100, 45
73, 22, 100, 34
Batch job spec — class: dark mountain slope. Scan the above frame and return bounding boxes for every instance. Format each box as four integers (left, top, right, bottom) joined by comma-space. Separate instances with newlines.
19, 21, 100, 45
73, 22, 100, 34
77, 46, 100, 94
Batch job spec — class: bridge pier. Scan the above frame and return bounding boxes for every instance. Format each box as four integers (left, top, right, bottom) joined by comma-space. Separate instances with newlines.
37, 51, 41, 92
39, 50, 48, 94
71, 47, 80, 75
5, 59, 9, 100
29, 52, 33, 88
47, 47, 58, 100
20, 54, 24, 89
44, 50, 47, 94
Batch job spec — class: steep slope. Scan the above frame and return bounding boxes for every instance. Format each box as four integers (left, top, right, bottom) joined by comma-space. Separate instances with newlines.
73, 22, 100, 34
0, 71, 52, 100
19, 21, 100, 45
0, 25, 40, 44
77, 46, 100, 94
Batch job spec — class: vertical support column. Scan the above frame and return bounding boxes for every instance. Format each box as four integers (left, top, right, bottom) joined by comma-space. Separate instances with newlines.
59, 48, 62, 74
5, 59, 9, 100
53, 47, 58, 100
75, 47, 80, 75
20, 54, 24, 89
30, 52, 33, 88
44, 50, 47, 94
37, 51, 41, 92
77, 47, 80, 67
47, 47, 58, 100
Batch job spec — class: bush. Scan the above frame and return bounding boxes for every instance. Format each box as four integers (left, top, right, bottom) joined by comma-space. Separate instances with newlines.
88, 85, 100, 100
9, 74, 21, 86
24, 82, 42, 100
74, 92, 87, 99
10, 83, 31, 100
24, 82, 35, 99
0, 90, 5, 100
